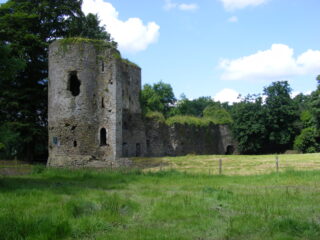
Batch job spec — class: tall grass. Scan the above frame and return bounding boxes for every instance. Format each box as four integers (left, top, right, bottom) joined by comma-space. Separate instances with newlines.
1, 168, 320, 239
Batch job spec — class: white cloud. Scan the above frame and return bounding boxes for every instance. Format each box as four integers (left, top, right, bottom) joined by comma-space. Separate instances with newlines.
164, 0, 198, 11
213, 88, 241, 103
219, 0, 268, 11
228, 16, 238, 22
219, 44, 320, 81
82, 0, 160, 53
178, 3, 199, 11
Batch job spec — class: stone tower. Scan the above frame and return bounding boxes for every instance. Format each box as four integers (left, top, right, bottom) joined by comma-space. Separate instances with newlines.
47, 39, 146, 167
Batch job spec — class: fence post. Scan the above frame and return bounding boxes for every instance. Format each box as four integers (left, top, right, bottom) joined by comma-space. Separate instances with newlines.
219, 159, 222, 175
275, 155, 279, 172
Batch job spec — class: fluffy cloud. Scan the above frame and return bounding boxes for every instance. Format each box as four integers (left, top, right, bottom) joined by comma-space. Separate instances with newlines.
228, 16, 238, 22
219, 0, 268, 11
213, 88, 241, 103
164, 0, 199, 11
219, 44, 320, 81
82, 0, 160, 53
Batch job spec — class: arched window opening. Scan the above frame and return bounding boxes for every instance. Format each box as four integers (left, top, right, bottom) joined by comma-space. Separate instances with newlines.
136, 143, 141, 157
122, 142, 128, 157
146, 140, 150, 152
100, 128, 107, 146
68, 71, 81, 96
73, 140, 77, 147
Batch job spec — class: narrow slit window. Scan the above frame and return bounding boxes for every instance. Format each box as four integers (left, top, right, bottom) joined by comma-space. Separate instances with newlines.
100, 128, 107, 146
101, 97, 105, 108
68, 71, 81, 96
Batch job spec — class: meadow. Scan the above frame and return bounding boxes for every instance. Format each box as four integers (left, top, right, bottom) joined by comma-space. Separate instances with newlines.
1, 154, 320, 239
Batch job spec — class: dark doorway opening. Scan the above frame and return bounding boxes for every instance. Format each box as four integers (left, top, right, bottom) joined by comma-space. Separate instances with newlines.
122, 142, 128, 157
136, 143, 141, 157
73, 141, 77, 147
226, 145, 234, 155
100, 128, 107, 146
68, 71, 81, 96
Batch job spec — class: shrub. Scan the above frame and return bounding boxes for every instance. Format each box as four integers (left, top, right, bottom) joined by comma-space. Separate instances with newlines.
145, 111, 165, 123
294, 127, 320, 153
203, 105, 233, 124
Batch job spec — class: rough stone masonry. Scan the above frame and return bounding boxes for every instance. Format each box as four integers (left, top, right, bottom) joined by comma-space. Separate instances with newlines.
47, 39, 236, 168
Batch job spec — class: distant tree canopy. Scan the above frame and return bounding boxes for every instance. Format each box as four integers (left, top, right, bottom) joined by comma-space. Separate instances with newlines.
0, 0, 114, 161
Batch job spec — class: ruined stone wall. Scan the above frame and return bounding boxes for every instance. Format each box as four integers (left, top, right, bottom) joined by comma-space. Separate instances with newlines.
120, 63, 147, 157
145, 119, 236, 157
48, 41, 121, 167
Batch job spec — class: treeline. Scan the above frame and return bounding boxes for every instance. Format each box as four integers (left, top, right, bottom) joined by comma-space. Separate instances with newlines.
0, 0, 115, 161
141, 80, 320, 155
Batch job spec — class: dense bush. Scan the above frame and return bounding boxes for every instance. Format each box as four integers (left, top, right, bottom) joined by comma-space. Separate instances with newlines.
145, 111, 166, 123
294, 127, 320, 153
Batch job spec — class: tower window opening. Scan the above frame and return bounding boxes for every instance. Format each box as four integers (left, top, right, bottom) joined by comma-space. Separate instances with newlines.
100, 128, 107, 146
101, 61, 105, 72
68, 71, 81, 96
73, 140, 77, 147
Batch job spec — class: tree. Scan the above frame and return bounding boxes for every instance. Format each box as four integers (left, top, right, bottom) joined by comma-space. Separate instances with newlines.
231, 95, 267, 154
263, 81, 299, 152
0, 0, 112, 161
67, 13, 117, 46
173, 96, 214, 117
140, 81, 176, 117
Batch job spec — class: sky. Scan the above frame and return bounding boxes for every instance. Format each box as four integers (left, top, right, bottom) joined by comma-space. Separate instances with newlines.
1, 0, 320, 102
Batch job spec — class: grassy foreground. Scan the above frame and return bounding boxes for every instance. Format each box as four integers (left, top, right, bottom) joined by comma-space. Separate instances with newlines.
1, 154, 320, 239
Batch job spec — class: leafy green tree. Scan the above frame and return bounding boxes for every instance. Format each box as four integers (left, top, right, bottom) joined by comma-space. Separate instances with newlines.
263, 81, 299, 152
68, 13, 117, 46
173, 96, 214, 117
0, 0, 112, 161
310, 80, 320, 129
231, 95, 267, 154
203, 105, 233, 124
141, 81, 176, 117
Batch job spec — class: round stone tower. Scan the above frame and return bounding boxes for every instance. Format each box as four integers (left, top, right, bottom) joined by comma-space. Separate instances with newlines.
48, 39, 123, 167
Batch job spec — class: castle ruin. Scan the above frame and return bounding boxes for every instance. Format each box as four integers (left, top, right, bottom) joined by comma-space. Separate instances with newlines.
47, 39, 235, 167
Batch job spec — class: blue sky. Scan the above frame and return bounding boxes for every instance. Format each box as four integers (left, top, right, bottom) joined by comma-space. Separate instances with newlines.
2, 0, 320, 102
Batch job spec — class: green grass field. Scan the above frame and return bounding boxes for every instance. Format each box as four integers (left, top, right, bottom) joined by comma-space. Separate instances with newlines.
1, 154, 320, 239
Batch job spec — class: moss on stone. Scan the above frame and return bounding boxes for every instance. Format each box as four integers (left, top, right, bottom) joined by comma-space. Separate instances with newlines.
165, 115, 218, 128
58, 37, 115, 52
57, 38, 140, 68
